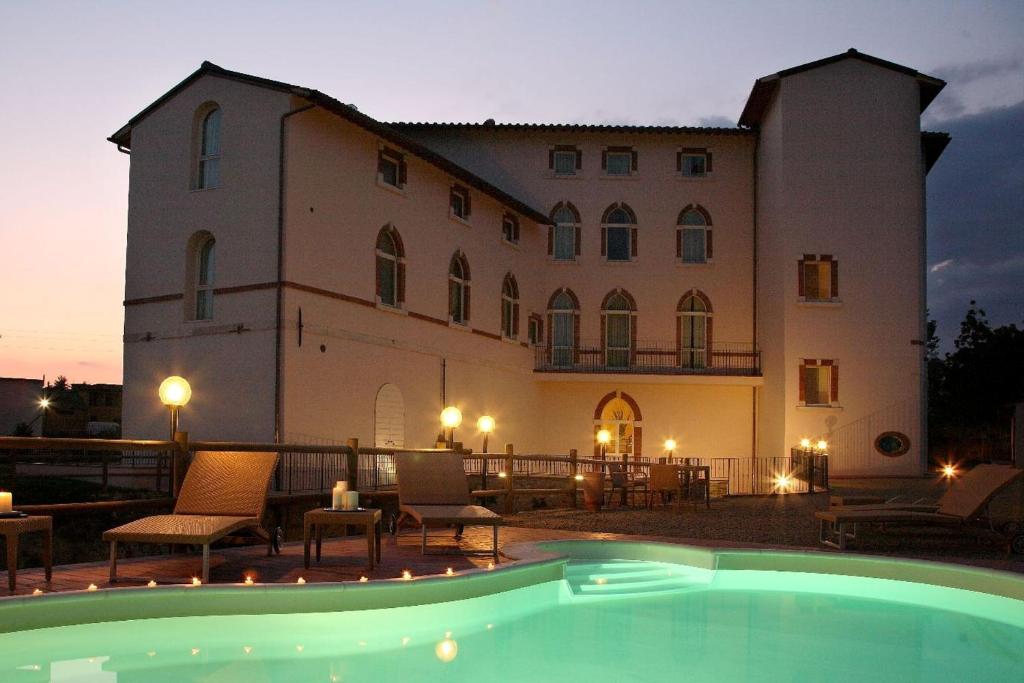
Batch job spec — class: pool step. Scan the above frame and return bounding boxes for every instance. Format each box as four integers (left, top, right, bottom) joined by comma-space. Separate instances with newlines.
564, 561, 712, 598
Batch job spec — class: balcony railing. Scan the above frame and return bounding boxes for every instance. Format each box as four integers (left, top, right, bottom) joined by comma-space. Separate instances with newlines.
534, 339, 760, 376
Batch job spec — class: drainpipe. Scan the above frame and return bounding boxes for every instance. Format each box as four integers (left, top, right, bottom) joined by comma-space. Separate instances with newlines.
274, 102, 316, 443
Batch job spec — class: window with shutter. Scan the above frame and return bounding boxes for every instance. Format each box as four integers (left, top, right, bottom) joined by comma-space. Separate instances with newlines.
378, 147, 405, 189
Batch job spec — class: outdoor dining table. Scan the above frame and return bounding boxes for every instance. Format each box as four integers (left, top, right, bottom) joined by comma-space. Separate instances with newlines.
676, 464, 711, 508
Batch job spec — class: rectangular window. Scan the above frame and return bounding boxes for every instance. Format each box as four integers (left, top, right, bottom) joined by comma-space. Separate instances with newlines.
502, 214, 520, 243
678, 148, 711, 177
803, 364, 833, 406
605, 151, 632, 176
606, 227, 631, 261
378, 147, 405, 188
801, 258, 836, 301
682, 228, 706, 263
553, 150, 577, 175
450, 185, 470, 220
554, 224, 576, 260
528, 315, 542, 345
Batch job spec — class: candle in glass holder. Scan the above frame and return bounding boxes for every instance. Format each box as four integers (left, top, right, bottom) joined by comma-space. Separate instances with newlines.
332, 482, 348, 509
344, 491, 359, 510
0, 492, 12, 513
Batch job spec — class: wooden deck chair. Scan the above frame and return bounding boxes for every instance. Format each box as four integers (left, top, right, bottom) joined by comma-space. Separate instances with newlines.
816, 464, 1023, 550
103, 451, 279, 583
394, 451, 501, 561
647, 464, 683, 509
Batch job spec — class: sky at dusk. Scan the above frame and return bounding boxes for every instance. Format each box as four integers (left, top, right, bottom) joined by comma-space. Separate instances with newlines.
1, 0, 1022, 385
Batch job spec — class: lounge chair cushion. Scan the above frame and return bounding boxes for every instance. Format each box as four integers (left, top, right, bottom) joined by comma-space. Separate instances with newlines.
815, 509, 963, 525
173, 451, 278, 519
103, 514, 258, 545
400, 504, 501, 526
395, 452, 471, 505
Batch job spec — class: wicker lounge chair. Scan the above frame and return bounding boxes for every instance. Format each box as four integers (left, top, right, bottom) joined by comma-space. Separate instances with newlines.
103, 451, 279, 583
394, 451, 501, 561
816, 464, 1023, 550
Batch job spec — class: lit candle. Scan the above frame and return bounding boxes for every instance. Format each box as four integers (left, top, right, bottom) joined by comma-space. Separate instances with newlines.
332, 482, 347, 509
344, 491, 360, 510
0, 492, 12, 513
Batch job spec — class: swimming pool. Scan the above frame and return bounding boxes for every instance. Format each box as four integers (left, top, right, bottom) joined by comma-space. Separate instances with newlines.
2, 541, 1022, 682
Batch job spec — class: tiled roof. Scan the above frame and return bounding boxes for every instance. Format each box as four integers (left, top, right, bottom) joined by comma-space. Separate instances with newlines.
390, 121, 753, 135
107, 63, 553, 225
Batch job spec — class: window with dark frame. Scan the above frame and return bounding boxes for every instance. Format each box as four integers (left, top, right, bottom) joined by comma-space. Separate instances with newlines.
549, 145, 581, 175
800, 359, 838, 406
378, 147, 406, 189
799, 255, 838, 301
677, 148, 712, 177
528, 314, 543, 345
603, 146, 637, 176
502, 213, 520, 244
602, 205, 636, 262
450, 185, 471, 220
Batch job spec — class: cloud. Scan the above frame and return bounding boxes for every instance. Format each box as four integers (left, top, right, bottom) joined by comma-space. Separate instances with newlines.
933, 55, 1024, 86
926, 99, 1024, 347
696, 115, 736, 128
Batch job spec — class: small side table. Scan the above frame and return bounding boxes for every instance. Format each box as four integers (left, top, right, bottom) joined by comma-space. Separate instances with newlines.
0, 515, 53, 593
304, 508, 382, 570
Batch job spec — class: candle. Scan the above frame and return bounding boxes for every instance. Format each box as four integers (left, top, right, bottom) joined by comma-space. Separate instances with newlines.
332, 482, 347, 509
344, 491, 359, 510
0, 492, 11, 513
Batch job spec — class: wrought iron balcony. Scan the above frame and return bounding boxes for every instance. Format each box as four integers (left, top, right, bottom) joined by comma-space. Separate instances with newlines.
534, 340, 761, 376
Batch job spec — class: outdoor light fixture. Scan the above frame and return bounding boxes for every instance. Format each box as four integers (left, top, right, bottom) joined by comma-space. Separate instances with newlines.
942, 464, 957, 479
816, 440, 828, 451
774, 474, 793, 492
664, 438, 677, 462
477, 415, 495, 453
158, 376, 192, 438
596, 429, 611, 445
800, 438, 812, 450
435, 637, 458, 663
38, 397, 50, 410
440, 406, 462, 448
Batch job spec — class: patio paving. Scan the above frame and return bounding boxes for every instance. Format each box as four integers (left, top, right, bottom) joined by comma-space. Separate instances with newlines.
7, 514, 1022, 598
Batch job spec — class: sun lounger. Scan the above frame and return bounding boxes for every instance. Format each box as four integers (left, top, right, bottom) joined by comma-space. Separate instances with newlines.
816, 464, 1023, 550
394, 451, 501, 561
103, 451, 279, 582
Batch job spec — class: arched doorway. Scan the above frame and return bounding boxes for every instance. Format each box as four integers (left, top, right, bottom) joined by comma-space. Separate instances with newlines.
374, 384, 405, 448
593, 390, 643, 459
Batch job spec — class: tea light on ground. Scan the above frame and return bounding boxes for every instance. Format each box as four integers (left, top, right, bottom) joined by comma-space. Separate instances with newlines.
32, 588, 43, 596
191, 577, 202, 586
359, 576, 369, 582
296, 577, 306, 584
86, 584, 98, 591
243, 576, 254, 585
401, 570, 412, 580
445, 567, 455, 576
486, 562, 495, 571
147, 580, 157, 588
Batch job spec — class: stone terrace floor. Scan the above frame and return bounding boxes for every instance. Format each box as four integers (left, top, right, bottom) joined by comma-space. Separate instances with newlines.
8, 517, 1023, 598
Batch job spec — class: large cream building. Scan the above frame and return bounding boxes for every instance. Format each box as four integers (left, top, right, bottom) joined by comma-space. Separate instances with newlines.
110, 49, 949, 476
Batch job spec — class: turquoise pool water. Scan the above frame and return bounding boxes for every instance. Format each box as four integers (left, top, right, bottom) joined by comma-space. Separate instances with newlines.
3, 559, 1023, 682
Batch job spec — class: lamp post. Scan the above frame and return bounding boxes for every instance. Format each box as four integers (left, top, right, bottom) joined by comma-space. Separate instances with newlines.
158, 376, 192, 439
664, 438, 677, 464
596, 428, 611, 473
477, 415, 495, 454
440, 406, 463, 449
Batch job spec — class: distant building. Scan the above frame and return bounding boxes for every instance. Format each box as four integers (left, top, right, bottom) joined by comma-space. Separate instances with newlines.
0, 377, 44, 436
110, 49, 949, 475
41, 383, 123, 438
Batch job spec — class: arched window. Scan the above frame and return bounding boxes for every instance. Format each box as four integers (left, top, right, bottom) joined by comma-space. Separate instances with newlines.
677, 291, 712, 369
501, 274, 520, 339
547, 289, 579, 368
448, 252, 470, 324
601, 289, 637, 368
375, 226, 405, 308
549, 203, 580, 261
197, 107, 221, 189
677, 206, 712, 264
186, 232, 216, 321
374, 384, 405, 448
601, 204, 637, 262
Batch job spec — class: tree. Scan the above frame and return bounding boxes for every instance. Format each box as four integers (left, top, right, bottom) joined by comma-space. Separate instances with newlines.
11, 422, 33, 437
929, 301, 1024, 463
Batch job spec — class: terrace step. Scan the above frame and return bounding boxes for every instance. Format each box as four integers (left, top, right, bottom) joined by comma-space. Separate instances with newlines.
564, 560, 713, 598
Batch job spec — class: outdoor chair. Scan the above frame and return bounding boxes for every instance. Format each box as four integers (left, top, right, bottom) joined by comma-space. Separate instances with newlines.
816, 464, 1023, 551
647, 464, 683, 509
103, 451, 279, 583
607, 463, 648, 507
394, 451, 501, 561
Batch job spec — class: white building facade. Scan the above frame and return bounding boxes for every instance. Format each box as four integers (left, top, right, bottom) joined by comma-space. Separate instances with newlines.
111, 50, 949, 476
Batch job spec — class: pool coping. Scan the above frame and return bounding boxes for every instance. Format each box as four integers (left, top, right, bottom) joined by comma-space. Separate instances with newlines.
2, 540, 1022, 634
